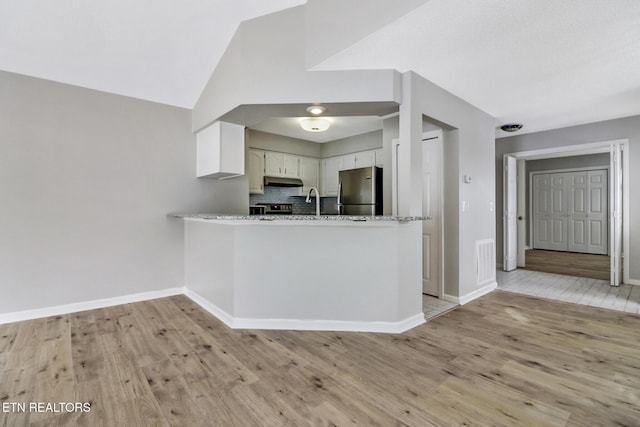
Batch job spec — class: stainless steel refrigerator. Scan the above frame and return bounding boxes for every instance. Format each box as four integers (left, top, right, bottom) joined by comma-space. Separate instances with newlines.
337, 166, 383, 215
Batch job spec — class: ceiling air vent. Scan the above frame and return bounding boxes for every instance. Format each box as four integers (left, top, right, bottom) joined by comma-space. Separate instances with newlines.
500, 123, 523, 132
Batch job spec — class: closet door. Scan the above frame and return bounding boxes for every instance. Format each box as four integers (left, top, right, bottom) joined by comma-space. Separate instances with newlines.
533, 169, 608, 255
533, 173, 568, 251
587, 170, 608, 255
532, 174, 552, 250
567, 172, 588, 252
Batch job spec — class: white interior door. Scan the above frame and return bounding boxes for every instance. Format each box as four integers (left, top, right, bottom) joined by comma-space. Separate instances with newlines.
587, 170, 608, 255
567, 172, 588, 253
516, 160, 526, 267
422, 134, 442, 296
610, 145, 622, 286
532, 174, 552, 249
533, 170, 607, 255
503, 155, 517, 271
548, 173, 569, 250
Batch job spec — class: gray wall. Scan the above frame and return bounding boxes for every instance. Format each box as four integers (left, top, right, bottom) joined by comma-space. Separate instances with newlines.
399, 72, 496, 298
246, 130, 321, 158
495, 115, 640, 281
321, 130, 382, 158
0, 71, 245, 315
527, 153, 610, 173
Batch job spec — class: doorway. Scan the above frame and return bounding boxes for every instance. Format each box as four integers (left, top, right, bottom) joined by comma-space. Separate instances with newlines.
421, 130, 443, 297
503, 139, 629, 287
531, 168, 608, 255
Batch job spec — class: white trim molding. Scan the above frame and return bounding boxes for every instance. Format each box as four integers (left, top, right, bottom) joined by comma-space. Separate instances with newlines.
0, 287, 184, 325
627, 279, 640, 286
185, 289, 426, 334
443, 281, 497, 305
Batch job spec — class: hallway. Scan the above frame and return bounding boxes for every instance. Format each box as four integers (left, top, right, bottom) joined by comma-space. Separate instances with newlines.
497, 269, 639, 314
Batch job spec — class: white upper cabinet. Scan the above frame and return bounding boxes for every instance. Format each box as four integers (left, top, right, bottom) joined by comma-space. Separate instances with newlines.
337, 149, 378, 172
299, 157, 320, 195
264, 152, 300, 178
283, 154, 300, 178
341, 153, 357, 170
247, 149, 265, 194
196, 122, 244, 179
355, 150, 376, 168
374, 148, 383, 167
196, 121, 245, 179
264, 151, 282, 176
322, 156, 343, 196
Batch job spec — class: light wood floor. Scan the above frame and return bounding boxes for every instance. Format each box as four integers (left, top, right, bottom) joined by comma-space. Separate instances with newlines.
2, 292, 640, 426
524, 249, 610, 281
498, 268, 640, 314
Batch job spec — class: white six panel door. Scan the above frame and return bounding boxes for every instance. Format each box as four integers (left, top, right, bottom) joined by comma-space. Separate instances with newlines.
587, 170, 608, 255
533, 169, 607, 255
422, 135, 442, 296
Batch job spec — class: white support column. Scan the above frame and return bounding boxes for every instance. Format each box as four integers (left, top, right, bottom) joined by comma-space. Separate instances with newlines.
397, 72, 423, 216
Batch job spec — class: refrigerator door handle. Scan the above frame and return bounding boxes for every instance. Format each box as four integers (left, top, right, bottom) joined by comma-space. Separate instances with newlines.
336, 182, 342, 214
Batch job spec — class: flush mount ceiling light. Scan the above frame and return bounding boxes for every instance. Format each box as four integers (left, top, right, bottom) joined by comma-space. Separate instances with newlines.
500, 123, 524, 132
306, 105, 326, 115
300, 117, 331, 132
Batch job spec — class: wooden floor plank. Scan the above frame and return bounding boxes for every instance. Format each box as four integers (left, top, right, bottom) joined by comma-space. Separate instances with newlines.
1, 290, 640, 426
524, 249, 610, 280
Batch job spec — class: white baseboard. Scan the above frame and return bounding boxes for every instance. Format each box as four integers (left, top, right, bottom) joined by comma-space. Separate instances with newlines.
443, 281, 497, 305
627, 278, 640, 286
496, 262, 504, 269
185, 289, 426, 334
182, 289, 235, 327
0, 287, 184, 325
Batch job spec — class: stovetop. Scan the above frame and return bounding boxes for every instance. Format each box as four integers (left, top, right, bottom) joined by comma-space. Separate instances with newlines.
255, 203, 292, 214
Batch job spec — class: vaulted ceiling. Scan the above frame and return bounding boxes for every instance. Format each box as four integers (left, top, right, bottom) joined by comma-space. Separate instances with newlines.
2, 0, 639, 137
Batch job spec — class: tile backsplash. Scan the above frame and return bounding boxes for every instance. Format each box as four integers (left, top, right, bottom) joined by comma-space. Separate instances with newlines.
250, 186, 337, 214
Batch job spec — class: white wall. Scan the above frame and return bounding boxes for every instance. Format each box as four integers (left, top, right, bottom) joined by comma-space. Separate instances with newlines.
0, 71, 245, 315
192, 6, 402, 132
398, 72, 496, 298
495, 115, 640, 281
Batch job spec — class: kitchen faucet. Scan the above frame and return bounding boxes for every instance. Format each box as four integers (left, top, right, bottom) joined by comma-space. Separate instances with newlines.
305, 187, 321, 217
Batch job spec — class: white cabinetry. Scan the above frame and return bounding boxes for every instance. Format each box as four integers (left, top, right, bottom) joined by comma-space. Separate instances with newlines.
355, 150, 376, 168
264, 152, 300, 178
321, 157, 343, 196
337, 149, 378, 172
247, 149, 265, 194
196, 121, 245, 179
375, 148, 383, 167
299, 157, 320, 195
341, 153, 357, 170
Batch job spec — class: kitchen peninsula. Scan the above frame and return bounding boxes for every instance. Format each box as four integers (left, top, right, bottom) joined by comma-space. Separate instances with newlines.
173, 214, 428, 333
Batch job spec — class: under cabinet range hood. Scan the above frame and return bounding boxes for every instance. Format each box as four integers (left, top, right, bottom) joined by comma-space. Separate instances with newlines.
263, 176, 303, 187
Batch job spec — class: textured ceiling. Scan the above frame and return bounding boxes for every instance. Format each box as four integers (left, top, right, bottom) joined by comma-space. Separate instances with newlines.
0, 0, 306, 108
1, 0, 639, 138
313, 0, 640, 137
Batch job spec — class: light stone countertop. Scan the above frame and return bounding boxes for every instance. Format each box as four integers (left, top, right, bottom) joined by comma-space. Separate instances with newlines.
170, 213, 430, 222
